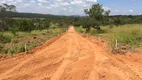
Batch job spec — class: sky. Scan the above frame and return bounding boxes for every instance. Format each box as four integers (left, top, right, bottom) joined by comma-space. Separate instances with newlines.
0, 0, 142, 15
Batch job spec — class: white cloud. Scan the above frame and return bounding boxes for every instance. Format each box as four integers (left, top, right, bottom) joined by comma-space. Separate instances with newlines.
129, 9, 134, 13
0, 0, 99, 15
56, 0, 63, 2
50, 4, 60, 8
3, 0, 138, 15
62, 8, 67, 11
29, 0, 35, 3
38, 3, 42, 6
37, 0, 47, 3
103, 6, 111, 11
114, 10, 119, 12
46, 6, 52, 9
86, 0, 97, 2
71, 0, 83, 5
0, 0, 24, 4
16, 0, 23, 3
7, 0, 14, 1
59, 2, 70, 6
24, 3, 30, 7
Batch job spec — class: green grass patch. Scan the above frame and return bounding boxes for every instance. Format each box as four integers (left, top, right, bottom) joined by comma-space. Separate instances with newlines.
102, 24, 142, 50
0, 27, 66, 55
76, 24, 142, 51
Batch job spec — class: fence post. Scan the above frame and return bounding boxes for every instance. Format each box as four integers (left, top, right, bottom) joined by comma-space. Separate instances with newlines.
25, 44, 27, 53
115, 39, 118, 50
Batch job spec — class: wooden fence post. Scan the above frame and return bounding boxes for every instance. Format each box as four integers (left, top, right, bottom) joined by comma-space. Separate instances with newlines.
115, 39, 118, 50
25, 44, 27, 53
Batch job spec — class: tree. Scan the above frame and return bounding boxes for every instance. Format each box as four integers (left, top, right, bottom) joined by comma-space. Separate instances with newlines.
37, 21, 50, 30
0, 4, 17, 32
0, 3, 16, 12
84, 4, 110, 32
84, 4, 104, 21
8, 5, 16, 12
113, 18, 124, 26
0, 5, 6, 12
18, 20, 35, 32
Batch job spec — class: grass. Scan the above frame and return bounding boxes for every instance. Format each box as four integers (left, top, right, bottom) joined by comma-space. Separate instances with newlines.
1, 40, 41, 55
0, 27, 66, 55
1, 24, 141, 55
0, 33, 12, 43
102, 24, 142, 50
75, 26, 86, 33
76, 24, 142, 51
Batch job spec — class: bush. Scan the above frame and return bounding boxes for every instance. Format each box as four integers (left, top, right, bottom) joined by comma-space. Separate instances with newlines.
1, 43, 25, 55
75, 26, 86, 33
0, 33, 11, 43
90, 29, 105, 35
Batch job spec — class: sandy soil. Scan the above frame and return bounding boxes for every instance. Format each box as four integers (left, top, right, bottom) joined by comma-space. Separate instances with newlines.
0, 26, 142, 80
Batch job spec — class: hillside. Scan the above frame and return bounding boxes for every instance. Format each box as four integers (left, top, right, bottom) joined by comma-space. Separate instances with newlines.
0, 12, 63, 20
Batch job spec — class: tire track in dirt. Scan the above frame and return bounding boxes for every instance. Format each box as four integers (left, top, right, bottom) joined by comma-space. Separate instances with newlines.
50, 33, 73, 80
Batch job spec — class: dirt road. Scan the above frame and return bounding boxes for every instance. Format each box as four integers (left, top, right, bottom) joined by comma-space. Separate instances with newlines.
0, 26, 142, 80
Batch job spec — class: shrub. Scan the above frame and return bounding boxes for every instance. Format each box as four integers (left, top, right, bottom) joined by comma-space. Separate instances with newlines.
0, 33, 11, 43
75, 26, 86, 33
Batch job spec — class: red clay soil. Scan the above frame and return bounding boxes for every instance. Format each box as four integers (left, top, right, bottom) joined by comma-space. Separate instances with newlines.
0, 26, 142, 80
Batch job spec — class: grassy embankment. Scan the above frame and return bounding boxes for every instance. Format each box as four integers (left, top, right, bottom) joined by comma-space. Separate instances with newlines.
76, 24, 142, 53
0, 26, 66, 55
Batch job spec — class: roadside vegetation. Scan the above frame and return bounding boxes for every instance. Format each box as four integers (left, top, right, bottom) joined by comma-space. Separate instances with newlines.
0, 3, 142, 54
76, 24, 142, 53
0, 27, 66, 55
74, 4, 142, 53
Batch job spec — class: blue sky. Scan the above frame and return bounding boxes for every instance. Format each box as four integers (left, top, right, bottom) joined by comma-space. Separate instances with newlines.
0, 0, 141, 15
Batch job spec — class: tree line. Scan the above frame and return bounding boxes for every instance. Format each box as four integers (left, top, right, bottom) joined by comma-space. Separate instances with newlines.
0, 3, 142, 33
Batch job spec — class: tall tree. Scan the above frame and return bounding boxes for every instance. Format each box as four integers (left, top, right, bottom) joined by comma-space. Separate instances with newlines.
84, 4, 110, 32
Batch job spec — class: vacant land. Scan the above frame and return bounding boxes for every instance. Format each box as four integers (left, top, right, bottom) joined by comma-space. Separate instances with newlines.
76, 24, 142, 53
0, 27, 66, 55
0, 26, 142, 80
